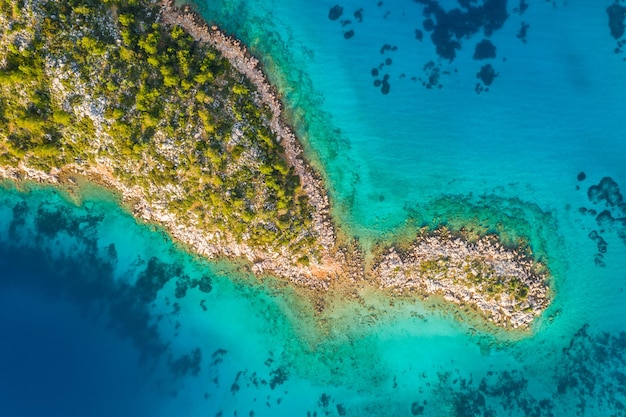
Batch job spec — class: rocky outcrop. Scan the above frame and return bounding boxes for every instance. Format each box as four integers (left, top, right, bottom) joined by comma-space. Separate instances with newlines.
373, 229, 549, 328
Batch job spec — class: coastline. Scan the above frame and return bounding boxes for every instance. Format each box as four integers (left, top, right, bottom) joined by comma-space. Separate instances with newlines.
160, 0, 337, 257
156, 0, 551, 328
0, 0, 551, 329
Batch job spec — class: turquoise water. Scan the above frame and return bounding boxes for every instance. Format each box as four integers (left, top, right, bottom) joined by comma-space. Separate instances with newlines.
2, 0, 626, 415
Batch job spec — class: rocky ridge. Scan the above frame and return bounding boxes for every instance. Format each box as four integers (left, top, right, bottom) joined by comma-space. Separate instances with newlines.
374, 229, 549, 328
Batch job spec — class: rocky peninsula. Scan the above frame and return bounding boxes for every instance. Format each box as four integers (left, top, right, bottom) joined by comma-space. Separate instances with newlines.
0, 0, 550, 328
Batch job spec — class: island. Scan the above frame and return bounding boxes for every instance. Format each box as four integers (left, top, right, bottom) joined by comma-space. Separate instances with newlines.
0, 0, 550, 328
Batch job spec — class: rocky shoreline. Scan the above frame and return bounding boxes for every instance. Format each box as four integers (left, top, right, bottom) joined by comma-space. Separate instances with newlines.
0, 161, 343, 290
158, 0, 352, 282
159, 0, 338, 256
0, 0, 551, 329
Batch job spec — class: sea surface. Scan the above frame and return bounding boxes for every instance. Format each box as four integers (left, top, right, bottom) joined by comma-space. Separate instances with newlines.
2, 0, 626, 415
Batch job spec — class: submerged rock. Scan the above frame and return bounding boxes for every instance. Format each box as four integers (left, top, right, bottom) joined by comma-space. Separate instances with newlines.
329, 5, 344, 21
587, 177, 623, 207
517, 22, 530, 43
354, 8, 364, 23
473, 39, 496, 60
607, 3, 626, 40
477, 64, 498, 86
381, 79, 390, 95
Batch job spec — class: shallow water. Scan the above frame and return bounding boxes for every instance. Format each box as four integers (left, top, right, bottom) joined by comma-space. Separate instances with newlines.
2, 0, 626, 415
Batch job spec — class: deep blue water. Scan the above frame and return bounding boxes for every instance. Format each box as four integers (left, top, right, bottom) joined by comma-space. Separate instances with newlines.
0, 287, 158, 417
0, 188, 167, 417
2, 0, 626, 415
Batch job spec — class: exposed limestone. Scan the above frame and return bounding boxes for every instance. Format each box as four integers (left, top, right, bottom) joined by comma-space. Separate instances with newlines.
373, 229, 549, 328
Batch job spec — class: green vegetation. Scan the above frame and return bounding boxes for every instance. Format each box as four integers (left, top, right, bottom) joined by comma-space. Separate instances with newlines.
418, 257, 449, 275
460, 257, 529, 301
0, 0, 317, 257
413, 253, 530, 303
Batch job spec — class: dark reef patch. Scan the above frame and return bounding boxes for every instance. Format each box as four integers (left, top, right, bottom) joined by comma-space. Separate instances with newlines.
381, 79, 391, 94
588, 230, 608, 254
607, 2, 626, 40
556, 324, 626, 412
423, 18, 435, 32
578, 175, 626, 265
587, 176, 624, 207
588, 230, 608, 266
411, 401, 425, 415
434, 368, 551, 416
318, 393, 331, 408
211, 348, 228, 366
176, 273, 207, 299
473, 39, 496, 60
9, 200, 29, 239
593, 253, 606, 267
380, 43, 396, 54
414, 0, 508, 62
372, 44, 398, 93
269, 366, 288, 389
517, 22, 530, 43
354, 8, 364, 22
475, 63, 497, 93
230, 371, 242, 393
420, 60, 442, 89
34, 202, 103, 245
327, 0, 563, 96
477, 64, 497, 86
405, 0, 514, 91
607, 2, 626, 55
136, 256, 184, 303
595, 209, 614, 229
169, 347, 203, 377
307, 392, 349, 416
197, 274, 213, 293
328, 5, 344, 21
578, 207, 597, 216
431, 325, 626, 415
175, 275, 191, 299
513, 0, 529, 15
